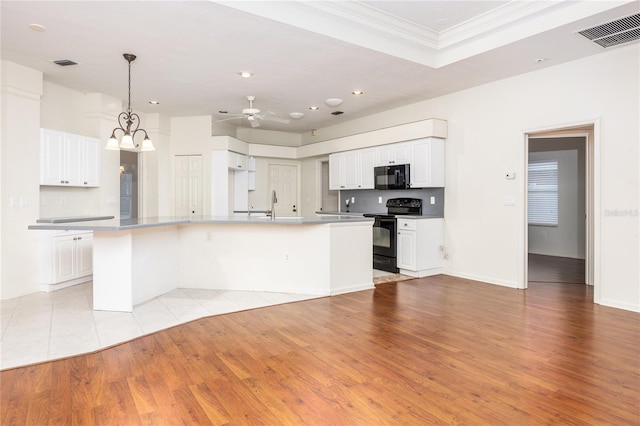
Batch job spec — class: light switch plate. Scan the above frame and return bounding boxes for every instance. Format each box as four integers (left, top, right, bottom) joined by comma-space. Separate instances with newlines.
503, 196, 516, 206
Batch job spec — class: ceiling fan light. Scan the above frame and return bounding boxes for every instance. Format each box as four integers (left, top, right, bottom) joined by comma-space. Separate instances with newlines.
120, 133, 136, 150
289, 112, 304, 119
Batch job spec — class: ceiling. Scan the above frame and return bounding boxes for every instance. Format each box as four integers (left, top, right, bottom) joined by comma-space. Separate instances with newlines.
2, 1, 638, 137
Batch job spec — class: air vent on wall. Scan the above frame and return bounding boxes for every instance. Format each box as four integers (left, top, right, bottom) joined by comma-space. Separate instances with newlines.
578, 13, 640, 48
52, 59, 78, 66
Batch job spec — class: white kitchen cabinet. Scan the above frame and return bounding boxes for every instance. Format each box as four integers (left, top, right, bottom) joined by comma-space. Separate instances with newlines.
376, 142, 411, 166
40, 129, 100, 187
228, 151, 248, 170
396, 218, 444, 277
40, 231, 93, 291
248, 156, 256, 191
359, 148, 376, 189
329, 153, 344, 190
410, 138, 445, 188
329, 148, 376, 190
81, 136, 100, 186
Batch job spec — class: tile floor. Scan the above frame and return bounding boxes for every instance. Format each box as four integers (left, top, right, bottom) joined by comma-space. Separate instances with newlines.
0, 283, 323, 370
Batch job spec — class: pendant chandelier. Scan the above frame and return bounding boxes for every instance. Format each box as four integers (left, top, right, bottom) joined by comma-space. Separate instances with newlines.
105, 53, 155, 151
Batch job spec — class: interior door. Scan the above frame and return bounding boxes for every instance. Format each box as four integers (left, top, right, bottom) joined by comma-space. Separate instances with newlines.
175, 155, 203, 216
268, 164, 298, 217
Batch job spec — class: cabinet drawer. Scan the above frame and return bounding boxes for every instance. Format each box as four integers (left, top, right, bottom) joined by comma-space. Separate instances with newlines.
397, 219, 416, 230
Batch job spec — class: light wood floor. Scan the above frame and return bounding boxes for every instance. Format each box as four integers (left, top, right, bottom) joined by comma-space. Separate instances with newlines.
2, 274, 638, 425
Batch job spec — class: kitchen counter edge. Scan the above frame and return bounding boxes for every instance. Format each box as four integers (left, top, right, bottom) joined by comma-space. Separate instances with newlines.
28, 215, 373, 231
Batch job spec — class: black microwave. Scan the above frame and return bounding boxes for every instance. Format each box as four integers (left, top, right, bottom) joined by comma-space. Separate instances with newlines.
374, 164, 410, 190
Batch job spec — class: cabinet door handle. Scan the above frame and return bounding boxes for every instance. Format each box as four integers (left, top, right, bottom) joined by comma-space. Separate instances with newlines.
84, 181, 88, 185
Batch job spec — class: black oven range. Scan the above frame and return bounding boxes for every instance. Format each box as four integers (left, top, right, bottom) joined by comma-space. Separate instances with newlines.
364, 198, 423, 273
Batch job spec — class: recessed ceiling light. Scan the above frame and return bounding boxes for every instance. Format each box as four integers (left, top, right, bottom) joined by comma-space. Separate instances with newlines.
149, 100, 160, 105
534, 58, 547, 64
239, 71, 253, 78
309, 106, 319, 110
325, 98, 343, 107
351, 90, 364, 95
28, 23, 46, 32
289, 112, 304, 119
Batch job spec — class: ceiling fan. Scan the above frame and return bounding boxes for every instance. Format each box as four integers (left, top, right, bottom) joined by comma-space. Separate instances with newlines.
215, 96, 290, 128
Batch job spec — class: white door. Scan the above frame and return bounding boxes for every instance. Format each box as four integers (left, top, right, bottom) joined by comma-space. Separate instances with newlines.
268, 164, 298, 217
175, 155, 203, 216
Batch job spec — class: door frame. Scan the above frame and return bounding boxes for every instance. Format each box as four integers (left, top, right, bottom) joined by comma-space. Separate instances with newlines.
521, 120, 600, 303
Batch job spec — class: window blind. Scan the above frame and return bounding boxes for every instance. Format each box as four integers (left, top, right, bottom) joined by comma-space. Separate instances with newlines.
528, 160, 558, 226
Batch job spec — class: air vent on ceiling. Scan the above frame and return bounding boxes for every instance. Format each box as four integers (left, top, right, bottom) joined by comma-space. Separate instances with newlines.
331, 111, 344, 116
578, 13, 640, 48
52, 59, 78, 66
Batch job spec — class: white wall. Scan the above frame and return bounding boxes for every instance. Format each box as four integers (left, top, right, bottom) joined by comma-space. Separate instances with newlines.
528, 139, 586, 259
1, 61, 43, 299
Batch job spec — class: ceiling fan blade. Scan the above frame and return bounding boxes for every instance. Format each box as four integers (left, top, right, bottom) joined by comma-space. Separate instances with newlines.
261, 116, 290, 124
214, 116, 244, 123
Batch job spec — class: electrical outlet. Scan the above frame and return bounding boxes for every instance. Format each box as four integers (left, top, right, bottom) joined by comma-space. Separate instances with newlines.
351, 197, 355, 204
505, 172, 516, 180
430, 196, 436, 205
378, 196, 382, 204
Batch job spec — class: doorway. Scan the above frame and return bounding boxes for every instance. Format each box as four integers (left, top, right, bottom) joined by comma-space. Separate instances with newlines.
523, 123, 597, 298
268, 164, 299, 217
120, 151, 139, 219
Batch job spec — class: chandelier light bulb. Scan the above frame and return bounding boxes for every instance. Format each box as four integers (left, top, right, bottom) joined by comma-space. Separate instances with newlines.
140, 136, 155, 152
105, 135, 120, 150
120, 133, 136, 150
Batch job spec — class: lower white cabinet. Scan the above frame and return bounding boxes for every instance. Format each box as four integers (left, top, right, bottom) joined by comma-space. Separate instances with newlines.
396, 218, 444, 277
39, 231, 93, 291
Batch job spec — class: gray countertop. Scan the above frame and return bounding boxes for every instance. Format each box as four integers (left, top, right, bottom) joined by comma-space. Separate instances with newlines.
36, 215, 115, 223
316, 211, 443, 219
28, 215, 373, 231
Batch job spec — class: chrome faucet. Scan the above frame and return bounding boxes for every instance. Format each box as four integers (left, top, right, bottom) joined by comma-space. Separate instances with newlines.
270, 190, 278, 221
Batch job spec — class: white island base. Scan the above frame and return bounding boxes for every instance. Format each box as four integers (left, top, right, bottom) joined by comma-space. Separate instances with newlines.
93, 220, 373, 312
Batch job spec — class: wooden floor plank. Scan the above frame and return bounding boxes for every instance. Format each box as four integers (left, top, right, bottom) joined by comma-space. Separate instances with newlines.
1, 264, 638, 425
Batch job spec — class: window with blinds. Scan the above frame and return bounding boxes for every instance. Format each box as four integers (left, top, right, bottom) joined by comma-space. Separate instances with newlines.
528, 159, 558, 226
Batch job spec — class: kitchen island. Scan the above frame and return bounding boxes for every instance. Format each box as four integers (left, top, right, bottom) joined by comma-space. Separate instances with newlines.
29, 215, 373, 312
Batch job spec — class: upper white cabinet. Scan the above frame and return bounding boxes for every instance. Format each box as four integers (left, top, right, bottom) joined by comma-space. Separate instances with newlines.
228, 151, 248, 170
329, 139, 445, 190
329, 148, 376, 190
376, 142, 411, 166
410, 138, 445, 188
40, 128, 100, 187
